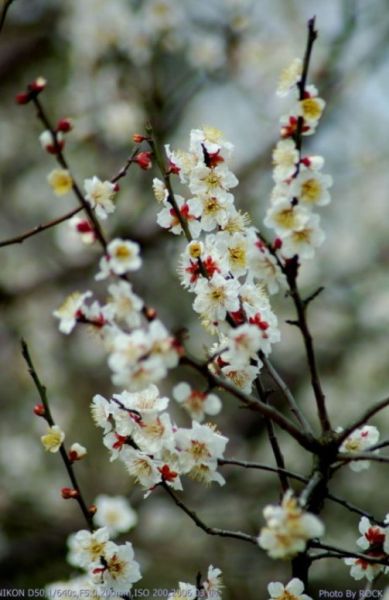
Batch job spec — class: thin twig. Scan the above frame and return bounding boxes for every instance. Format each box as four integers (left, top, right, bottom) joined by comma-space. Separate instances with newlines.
161, 482, 257, 545
218, 458, 307, 483
335, 452, 389, 465
181, 355, 319, 453
21, 339, 94, 530
255, 378, 289, 492
261, 354, 314, 434
0, 0, 16, 34
337, 397, 389, 446
0, 206, 82, 248
310, 541, 389, 566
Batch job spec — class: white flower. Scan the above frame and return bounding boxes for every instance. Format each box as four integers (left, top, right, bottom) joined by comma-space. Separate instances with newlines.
221, 323, 263, 367
69, 442, 87, 461
156, 195, 202, 238
258, 491, 325, 559
173, 382, 222, 422
187, 194, 235, 232
93, 495, 138, 536
291, 170, 332, 207
53, 290, 92, 334
189, 125, 234, 158
280, 213, 325, 260
106, 280, 143, 328
356, 517, 386, 552
276, 58, 302, 97
90, 541, 141, 593
113, 384, 169, 416
47, 169, 73, 196
189, 163, 238, 200
96, 239, 142, 279
298, 94, 325, 125
339, 425, 380, 472
168, 582, 197, 600
272, 139, 299, 182
267, 578, 312, 600
91, 394, 113, 433
193, 274, 240, 321
220, 363, 260, 394
67, 527, 110, 569
264, 200, 310, 236
84, 176, 116, 220
215, 231, 249, 277
203, 565, 223, 599
152, 177, 167, 203
121, 447, 162, 490
344, 556, 384, 583
41, 425, 65, 453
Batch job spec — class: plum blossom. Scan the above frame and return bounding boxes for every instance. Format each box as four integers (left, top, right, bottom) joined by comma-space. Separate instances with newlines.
173, 382, 222, 422
93, 495, 138, 536
267, 578, 312, 600
84, 176, 116, 220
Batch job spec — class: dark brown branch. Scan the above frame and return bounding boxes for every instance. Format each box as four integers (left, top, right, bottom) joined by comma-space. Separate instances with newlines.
337, 397, 389, 446
219, 458, 384, 524
218, 458, 307, 483
310, 541, 389, 566
261, 354, 314, 434
181, 355, 319, 453
0, 0, 16, 34
161, 482, 257, 545
255, 378, 289, 492
0, 206, 82, 248
286, 273, 331, 433
21, 339, 94, 531
335, 452, 389, 465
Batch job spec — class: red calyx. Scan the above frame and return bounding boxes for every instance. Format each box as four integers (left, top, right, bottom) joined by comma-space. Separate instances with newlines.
249, 313, 269, 331
230, 309, 246, 325
158, 464, 178, 482
167, 160, 180, 175
15, 92, 31, 105
207, 150, 224, 168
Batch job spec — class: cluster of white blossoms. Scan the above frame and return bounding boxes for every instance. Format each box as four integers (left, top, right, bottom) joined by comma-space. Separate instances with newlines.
67, 527, 141, 594
47, 495, 139, 595
257, 490, 324, 558
154, 126, 283, 394
167, 565, 223, 600
92, 384, 228, 494
54, 261, 181, 392
345, 516, 389, 582
264, 58, 332, 260
338, 425, 380, 472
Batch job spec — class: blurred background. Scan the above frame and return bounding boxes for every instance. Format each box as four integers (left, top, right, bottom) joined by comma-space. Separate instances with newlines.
1, 0, 389, 595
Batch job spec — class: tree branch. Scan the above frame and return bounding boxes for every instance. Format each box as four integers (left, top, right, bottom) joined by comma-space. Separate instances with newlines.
21, 339, 94, 531
337, 396, 389, 446
0, 206, 82, 248
0, 0, 16, 34
181, 355, 319, 453
161, 482, 257, 545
